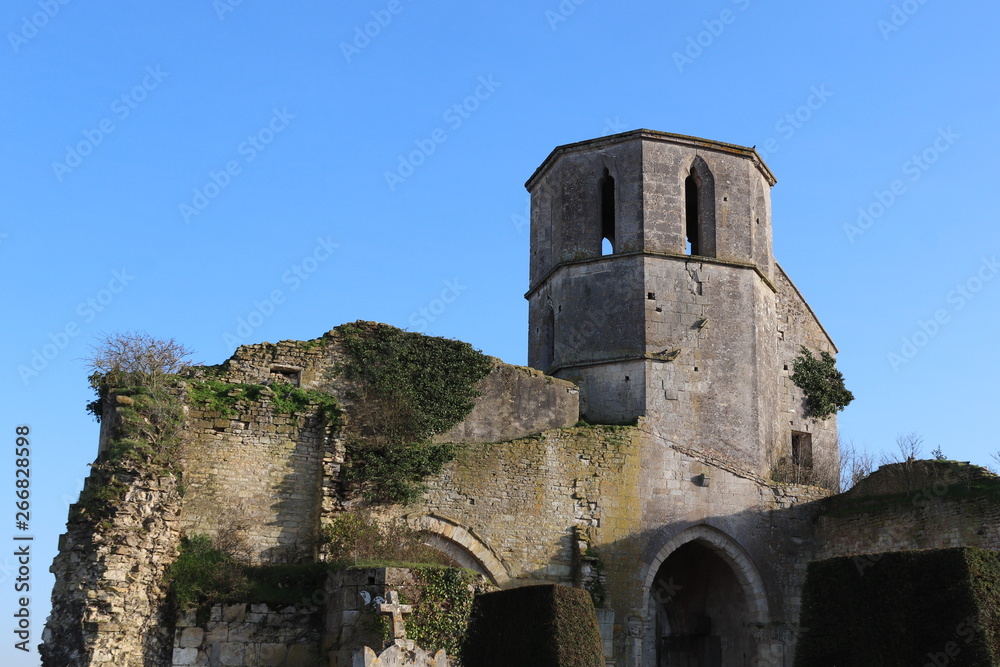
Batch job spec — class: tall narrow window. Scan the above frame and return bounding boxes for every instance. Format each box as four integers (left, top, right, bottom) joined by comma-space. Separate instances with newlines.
685, 172, 699, 256
540, 306, 556, 371
600, 168, 615, 255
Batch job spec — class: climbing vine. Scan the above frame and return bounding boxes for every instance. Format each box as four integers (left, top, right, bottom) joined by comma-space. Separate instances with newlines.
395, 567, 490, 661
335, 321, 493, 504
790, 346, 854, 420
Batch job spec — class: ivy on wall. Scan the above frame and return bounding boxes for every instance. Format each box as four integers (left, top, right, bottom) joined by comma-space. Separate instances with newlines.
790, 346, 854, 420
335, 321, 493, 504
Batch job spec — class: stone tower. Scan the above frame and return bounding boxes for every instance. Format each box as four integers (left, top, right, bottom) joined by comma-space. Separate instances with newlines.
526, 129, 836, 477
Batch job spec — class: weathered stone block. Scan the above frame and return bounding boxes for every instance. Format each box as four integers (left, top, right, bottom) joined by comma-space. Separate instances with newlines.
218, 641, 245, 666
172, 647, 199, 665
178, 626, 204, 648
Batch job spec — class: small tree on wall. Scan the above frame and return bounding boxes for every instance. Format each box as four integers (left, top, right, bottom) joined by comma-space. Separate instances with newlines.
790, 346, 854, 420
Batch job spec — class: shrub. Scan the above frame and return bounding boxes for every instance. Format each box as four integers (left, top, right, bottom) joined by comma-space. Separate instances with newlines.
790, 346, 854, 420
795, 548, 1000, 666
462, 585, 604, 667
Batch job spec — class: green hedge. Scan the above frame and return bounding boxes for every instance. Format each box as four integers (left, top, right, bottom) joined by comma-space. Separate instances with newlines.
795, 548, 1000, 666
462, 585, 603, 667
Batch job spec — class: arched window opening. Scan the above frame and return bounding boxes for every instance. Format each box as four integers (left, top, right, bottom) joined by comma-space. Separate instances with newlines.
685, 172, 700, 256
600, 168, 615, 255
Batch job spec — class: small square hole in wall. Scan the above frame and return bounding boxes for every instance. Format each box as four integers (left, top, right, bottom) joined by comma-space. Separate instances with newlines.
270, 366, 302, 387
694, 366, 699, 372
648, 292, 656, 300
783, 364, 788, 371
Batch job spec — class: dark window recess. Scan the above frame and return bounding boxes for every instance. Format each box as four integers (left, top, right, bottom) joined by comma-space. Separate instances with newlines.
685, 173, 700, 256
648, 292, 656, 300
791, 431, 813, 469
600, 168, 616, 255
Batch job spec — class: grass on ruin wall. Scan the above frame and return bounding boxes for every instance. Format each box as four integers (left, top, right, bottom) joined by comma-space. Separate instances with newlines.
335, 321, 493, 504
794, 547, 1000, 666
186, 378, 342, 425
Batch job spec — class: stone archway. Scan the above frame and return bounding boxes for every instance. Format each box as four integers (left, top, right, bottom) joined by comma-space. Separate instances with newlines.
642, 526, 769, 667
405, 513, 510, 585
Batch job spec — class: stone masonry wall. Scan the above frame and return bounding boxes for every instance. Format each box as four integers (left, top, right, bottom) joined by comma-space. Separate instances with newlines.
41, 470, 183, 667
814, 462, 1000, 560
178, 389, 332, 564
400, 420, 832, 666
171, 602, 322, 667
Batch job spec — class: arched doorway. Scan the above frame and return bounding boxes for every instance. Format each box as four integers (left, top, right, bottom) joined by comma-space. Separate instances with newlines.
644, 526, 768, 667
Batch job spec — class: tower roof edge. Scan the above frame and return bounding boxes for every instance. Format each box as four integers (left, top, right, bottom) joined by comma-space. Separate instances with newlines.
524, 129, 777, 191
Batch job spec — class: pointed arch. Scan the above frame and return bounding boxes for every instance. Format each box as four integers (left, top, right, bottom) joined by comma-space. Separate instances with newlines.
643, 525, 768, 622
643, 525, 770, 664
685, 157, 717, 258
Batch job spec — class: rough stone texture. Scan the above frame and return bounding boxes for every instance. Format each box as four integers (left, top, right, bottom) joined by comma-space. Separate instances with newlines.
435, 360, 579, 444
170, 602, 322, 667
178, 390, 331, 564
41, 470, 183, 667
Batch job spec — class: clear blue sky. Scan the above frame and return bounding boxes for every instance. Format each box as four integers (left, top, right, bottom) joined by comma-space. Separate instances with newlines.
2, 1, 998, 664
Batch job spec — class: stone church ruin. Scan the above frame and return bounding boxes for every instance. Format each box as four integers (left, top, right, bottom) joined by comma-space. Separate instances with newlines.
42, 130, 1000, 667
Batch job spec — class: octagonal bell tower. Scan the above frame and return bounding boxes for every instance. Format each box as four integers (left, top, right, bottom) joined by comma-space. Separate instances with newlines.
525, 130, 834, 476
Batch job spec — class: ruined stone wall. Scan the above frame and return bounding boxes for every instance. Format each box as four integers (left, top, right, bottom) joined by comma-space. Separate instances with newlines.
42, 470, 183, 667
814, 462, 1000, 560
178, 395, 331, 564
435, 361, 579, 444
171, 602, 322, 667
